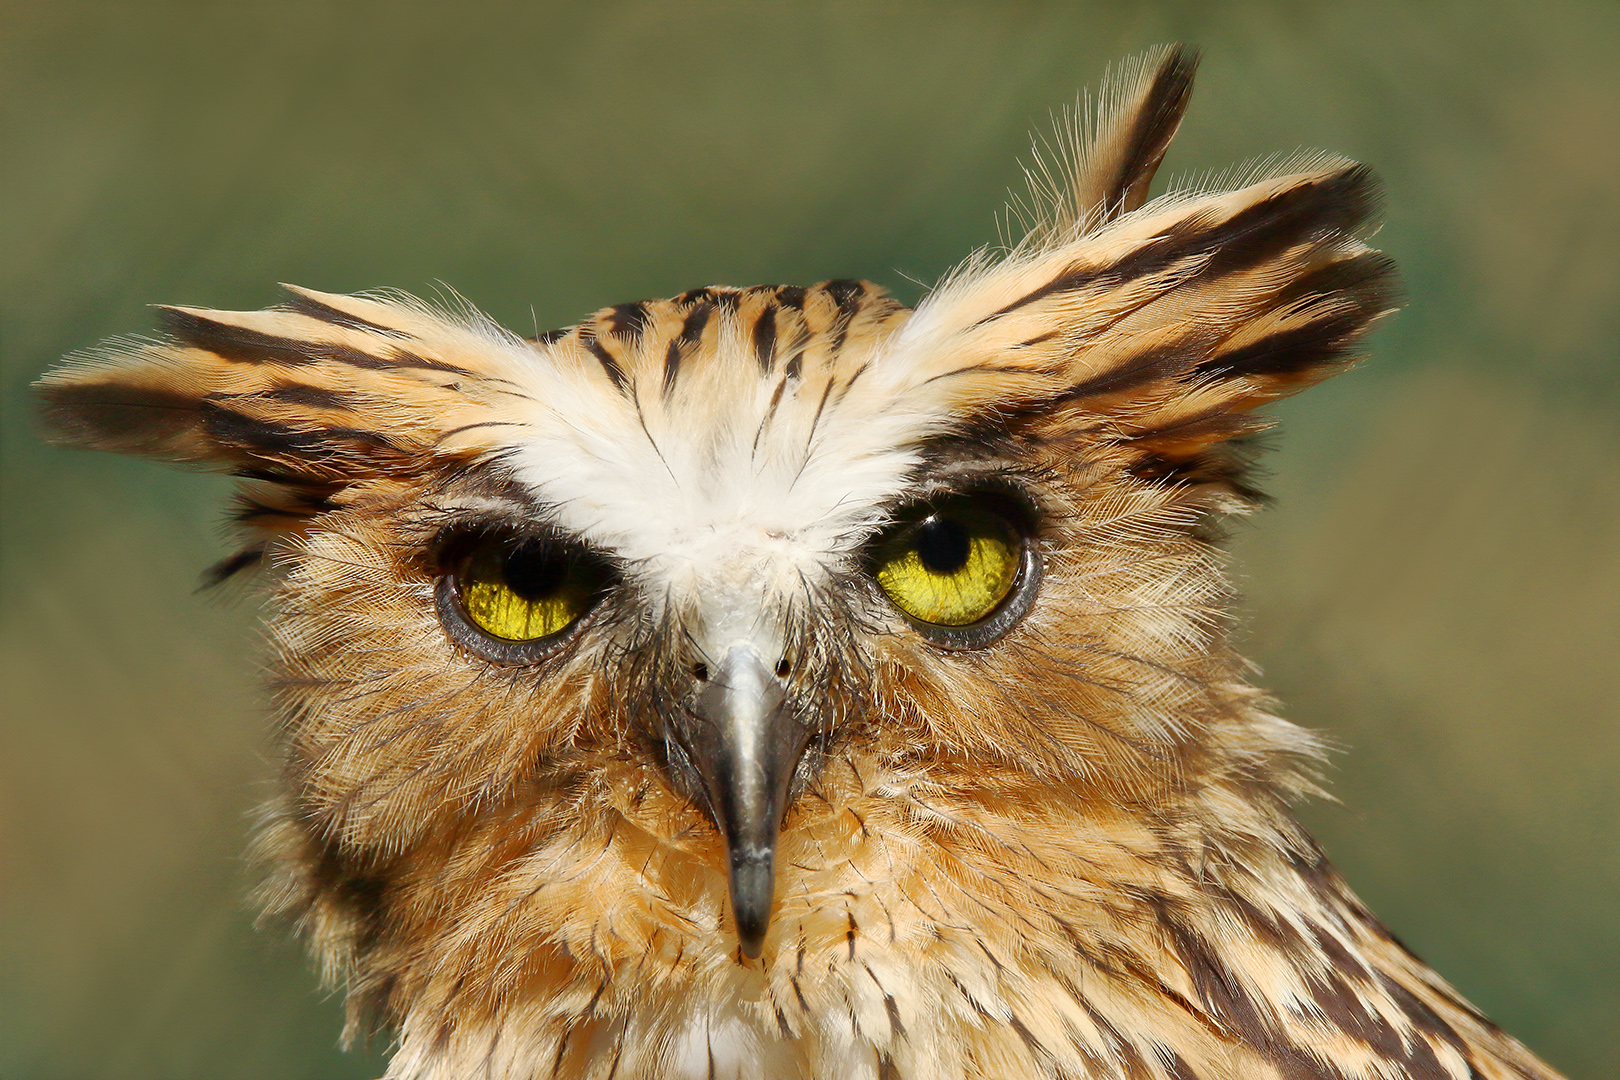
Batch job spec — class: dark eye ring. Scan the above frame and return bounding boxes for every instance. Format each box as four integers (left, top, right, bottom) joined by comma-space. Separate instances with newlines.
434, 531, 611, 665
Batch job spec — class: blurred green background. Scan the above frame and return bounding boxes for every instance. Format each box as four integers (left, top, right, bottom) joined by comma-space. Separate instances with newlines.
2, 2, 1616, 1077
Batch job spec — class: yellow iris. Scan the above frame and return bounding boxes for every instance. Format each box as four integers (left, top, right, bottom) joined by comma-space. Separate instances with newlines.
455, 540, 599, 642
873, 503, 1023, 626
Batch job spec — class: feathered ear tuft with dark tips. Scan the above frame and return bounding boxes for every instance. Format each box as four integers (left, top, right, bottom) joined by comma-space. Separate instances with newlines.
1020, 44, 1200, 243
894, 47, 1399, 502
34, 286, 527, 574
35, 286, 503, 477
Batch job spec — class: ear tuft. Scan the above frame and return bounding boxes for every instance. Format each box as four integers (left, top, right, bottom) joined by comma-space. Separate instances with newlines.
35, 286, 529, 559
35, 288, 516, 474
901, 152, 1399, 502
1022, 44, 1200, 243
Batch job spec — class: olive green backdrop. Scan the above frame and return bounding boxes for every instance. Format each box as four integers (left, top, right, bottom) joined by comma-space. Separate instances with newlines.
2, 2, 1616, 1077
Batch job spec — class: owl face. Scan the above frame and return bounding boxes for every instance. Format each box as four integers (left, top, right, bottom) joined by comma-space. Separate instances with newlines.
243, 278, 1239, 960
43, 156, 1390, 956
37, 49, 1414, 1064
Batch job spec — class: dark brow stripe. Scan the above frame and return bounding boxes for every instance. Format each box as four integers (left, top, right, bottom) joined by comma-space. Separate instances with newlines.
160, 308, 320, 365
37, 381, 198, 446
974, 340, 1186, 440
251, 384, 357, 410
991, 164, 1377, 320
202, 406, 397, 459
836, 360, 871, 403
775, 285, 807, 310
908, 421, 1029, 472
1193, 307, 1370, 381
805, 378, 835, 444
437, 420, 525, 441
281, 290, 410, 337
534, 327, 570, 344
757, 374, 789, 436
371, 348, 474, 376
660, 302, 714, 397
1067, 342, 1191, 399
751, 305, 778, 372
202, 548, 266, 588
580, 333, 629, 394
985, 236, 1180, 322
1120, 407, 1257, 447
233, 490, 336, 521
1107, 45, 1198, 215
606, 301, 649, 340
662, 341, 683, 395
823, 279, 866, 353
679, 301, 713, 344
913, 361, 1033, 390
161, 307, 474, 375
1131, 451, 1259, 496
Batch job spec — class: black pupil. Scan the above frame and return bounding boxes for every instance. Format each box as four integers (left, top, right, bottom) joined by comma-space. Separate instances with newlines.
500, 544, 569, 600
914, 516, 972, 574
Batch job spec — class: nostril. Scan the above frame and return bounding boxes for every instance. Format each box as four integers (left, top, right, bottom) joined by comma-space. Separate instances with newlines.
693, 662, 710, 682
774, 658, 791, 679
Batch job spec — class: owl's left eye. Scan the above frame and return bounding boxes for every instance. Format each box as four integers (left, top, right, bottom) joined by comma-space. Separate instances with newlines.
435, 533, 610, 663
867, 493, 1040, 648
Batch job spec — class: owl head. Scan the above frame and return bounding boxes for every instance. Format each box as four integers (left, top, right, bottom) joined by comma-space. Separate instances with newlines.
37, 44, 1395, 991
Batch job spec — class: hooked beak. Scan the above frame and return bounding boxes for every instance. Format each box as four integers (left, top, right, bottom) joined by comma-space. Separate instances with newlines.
681, 646, 812, 959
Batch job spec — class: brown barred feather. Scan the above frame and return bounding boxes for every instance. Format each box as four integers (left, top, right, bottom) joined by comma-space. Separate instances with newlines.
34, 46, 1562, 1080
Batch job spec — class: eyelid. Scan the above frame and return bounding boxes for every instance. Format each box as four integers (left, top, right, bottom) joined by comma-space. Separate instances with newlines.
428, 521, 618, 573
873, 480, 1042, 541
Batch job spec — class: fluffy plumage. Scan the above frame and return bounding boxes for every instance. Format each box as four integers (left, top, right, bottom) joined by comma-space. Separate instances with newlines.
36, 46, 1562, 1080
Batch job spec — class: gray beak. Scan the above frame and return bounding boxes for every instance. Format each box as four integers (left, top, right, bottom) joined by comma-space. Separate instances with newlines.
683, 646, 811, 959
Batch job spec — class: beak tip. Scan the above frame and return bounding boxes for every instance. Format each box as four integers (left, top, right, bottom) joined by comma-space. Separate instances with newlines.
729, 855, 775, 960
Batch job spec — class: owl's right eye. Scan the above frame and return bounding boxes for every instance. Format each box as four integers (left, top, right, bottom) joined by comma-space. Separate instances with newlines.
435, 533, 610, 663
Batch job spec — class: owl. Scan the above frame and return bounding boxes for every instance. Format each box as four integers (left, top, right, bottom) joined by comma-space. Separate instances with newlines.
36, 46, 1563, 1080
